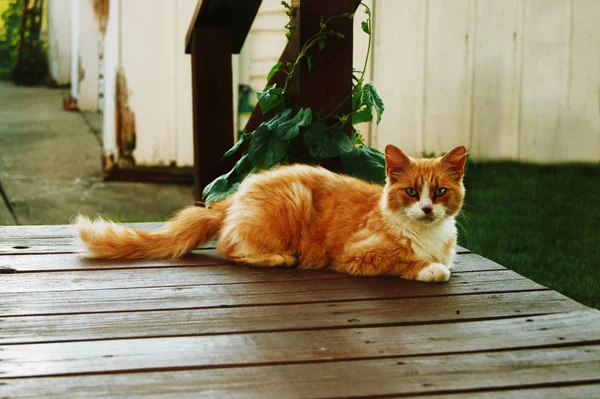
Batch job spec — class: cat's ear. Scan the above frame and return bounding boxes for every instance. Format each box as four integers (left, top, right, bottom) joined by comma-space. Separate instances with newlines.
440, 146, 468, 178
385, 145, 412, 178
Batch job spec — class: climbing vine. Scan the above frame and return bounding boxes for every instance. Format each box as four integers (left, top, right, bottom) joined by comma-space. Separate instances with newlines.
203, 2, 386, 205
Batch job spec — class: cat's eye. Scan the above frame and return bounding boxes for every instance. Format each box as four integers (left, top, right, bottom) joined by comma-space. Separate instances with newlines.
435, 188, 447, 197
405, 188, 419, 197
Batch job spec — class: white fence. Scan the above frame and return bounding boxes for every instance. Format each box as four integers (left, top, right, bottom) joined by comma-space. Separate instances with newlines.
372, 0, 600, 162
48, 0, 600, 165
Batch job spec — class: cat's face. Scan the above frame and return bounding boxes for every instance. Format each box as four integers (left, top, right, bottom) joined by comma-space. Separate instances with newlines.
382, 145, 467, 224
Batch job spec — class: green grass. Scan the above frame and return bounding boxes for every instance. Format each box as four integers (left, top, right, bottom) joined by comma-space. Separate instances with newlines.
457, 162, 600, 309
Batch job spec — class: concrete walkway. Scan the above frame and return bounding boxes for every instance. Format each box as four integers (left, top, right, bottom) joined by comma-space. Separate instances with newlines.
0, 81, 194, 225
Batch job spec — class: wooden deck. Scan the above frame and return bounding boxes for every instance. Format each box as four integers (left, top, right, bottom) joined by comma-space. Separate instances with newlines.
1, 224, 600, 398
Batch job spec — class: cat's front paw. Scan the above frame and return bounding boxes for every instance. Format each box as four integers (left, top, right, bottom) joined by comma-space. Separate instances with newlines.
416, 263, 451, 282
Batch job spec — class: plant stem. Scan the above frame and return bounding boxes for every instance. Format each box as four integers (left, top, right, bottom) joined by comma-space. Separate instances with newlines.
357, 3, 372, 87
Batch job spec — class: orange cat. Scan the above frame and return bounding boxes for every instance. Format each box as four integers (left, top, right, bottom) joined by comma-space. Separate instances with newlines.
76, 145, 467, 282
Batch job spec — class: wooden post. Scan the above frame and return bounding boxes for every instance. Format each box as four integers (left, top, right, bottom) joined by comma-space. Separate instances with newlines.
190, 27, 236, 201
297, 0, 353, 136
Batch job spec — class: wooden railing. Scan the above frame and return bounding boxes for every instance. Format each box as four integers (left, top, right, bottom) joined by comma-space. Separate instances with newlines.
186, 0, 359, 201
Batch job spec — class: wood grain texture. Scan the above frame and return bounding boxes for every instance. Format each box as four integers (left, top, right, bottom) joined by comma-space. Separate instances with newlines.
0, 250, 226, 273
0, 270, 545, 317
3, 347, 600, 398
0, 290, 584, 345
0, 223, 161, 238
2, 310, 599, 378
1, 265, 347, 293
1, 224, 597, 397
0, 253, 494, 286
416, 384, 600, 399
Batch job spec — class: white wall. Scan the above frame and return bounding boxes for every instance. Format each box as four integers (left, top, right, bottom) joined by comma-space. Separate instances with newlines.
374, 0, 600, 163
102, 0, 197, 168
47, 0, 71, 85
77, 0, 101, 111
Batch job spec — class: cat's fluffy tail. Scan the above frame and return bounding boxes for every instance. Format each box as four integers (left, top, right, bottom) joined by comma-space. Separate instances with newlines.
75, 205, 226, 259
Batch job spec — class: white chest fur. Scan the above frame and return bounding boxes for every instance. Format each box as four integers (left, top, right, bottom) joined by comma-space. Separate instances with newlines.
403, 218, 457, 265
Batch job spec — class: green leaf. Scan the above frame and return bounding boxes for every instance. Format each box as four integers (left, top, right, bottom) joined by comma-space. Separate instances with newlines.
223, 132, 252, 158
363, 82, 384, 124
203, 154, 254, 205
352, 128, 365, 146
352, 107, 372, 125
267, 61, 282, 81
265, 108, 293, 130
353, 82, 385, 125
274, 108, 313, 140
247, 124, 290, 168
318, 39, 326, 51
361, 21, 370, 34
341, 146, 386, 185
307, 55, 314, 71
304, 124, 353, 159
256, 84, 284, 114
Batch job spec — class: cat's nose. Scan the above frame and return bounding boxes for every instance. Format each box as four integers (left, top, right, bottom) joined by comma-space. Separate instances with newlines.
421, 206, 433, 215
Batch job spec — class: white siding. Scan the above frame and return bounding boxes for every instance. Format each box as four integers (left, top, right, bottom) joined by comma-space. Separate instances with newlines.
77, 0, 101, 111
47, 0, 71, 85
98, 0, 600, 166
374, 0, 600, 163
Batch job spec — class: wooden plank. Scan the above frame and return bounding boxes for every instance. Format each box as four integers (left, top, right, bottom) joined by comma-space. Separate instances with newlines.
0, 250, 226, 273
0, 237, 77, 255
416, 384, 600, 399
3, 346, 600, 398
0, 223, 161, 238
0, 238, 468, 257
0, 290, 584, 345
0, 251, 495, 277
0, 238, 217, 255
2, 310, 599, 378
456, 245, 470, 254
1, 265, 347, 293
0, 270, 545, 316
470, 0, 522, 160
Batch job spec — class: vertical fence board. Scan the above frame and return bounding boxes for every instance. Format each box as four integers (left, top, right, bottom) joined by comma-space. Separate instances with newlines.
470, 0, 522, 161
519, 0, 570, 162
558, 0, 600, 162
372, 0, 427, 156
120, 0, 177, 166
423, 0, 475, 156
175, 0, 197, 167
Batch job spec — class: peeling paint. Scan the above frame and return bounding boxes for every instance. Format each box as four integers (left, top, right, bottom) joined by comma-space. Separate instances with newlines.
115, 70, 137, 168
91, 0, 109, 35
